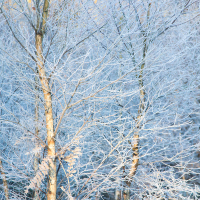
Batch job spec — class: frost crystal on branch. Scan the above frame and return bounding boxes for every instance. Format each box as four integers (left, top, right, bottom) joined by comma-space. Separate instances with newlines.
1, 0, 200, 199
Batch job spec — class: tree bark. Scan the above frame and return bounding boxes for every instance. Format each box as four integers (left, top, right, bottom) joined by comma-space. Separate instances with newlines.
0, 158, 9, 200
35, 33, 57, 200
35, 0, 57, 198
0, 108, 9, 199
124, 4, 151, 199
124, 39, 146, 200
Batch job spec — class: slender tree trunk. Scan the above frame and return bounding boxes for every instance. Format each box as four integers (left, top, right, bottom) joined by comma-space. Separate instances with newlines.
123, 38, 146, 200
35, 33, 57, 200
0, 108, 9, 200
123, 4, 151, 199
128, 54, 146, 177
35, 0, 57, 198
128, 4, 149, 178
0, 158, 9, 200
123, 61, 145, 200
124, 40, 146, 200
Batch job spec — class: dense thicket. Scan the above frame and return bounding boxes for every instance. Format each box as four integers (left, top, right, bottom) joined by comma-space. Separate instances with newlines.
0, 0, 200, 199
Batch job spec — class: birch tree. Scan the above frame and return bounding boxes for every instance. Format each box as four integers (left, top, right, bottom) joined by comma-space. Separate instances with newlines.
0, 0, 200, 199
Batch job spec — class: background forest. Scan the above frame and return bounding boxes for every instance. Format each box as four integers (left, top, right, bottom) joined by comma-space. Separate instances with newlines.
0, 0, 200, 199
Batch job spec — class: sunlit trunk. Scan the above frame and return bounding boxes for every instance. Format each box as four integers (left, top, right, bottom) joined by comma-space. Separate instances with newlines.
0, 108, 9, 200
123, 4, 151, 199
0, 158, 9, 200
35, 34, 56, 200
124, 40, 146, 200
35, 0, 57, 198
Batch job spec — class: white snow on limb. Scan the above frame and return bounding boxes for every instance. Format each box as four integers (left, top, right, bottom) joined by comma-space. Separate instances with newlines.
61, 186, 74, 200
72, 147, 82, 155
25, 157, 51, 193
25, 146, 43, 155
